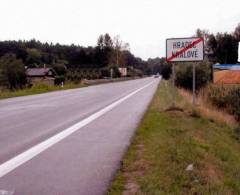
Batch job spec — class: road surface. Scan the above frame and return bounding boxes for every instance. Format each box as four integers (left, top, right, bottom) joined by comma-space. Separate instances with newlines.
0, 77, 160, 195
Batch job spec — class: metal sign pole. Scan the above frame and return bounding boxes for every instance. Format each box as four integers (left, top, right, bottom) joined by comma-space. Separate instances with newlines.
172, 63, 176, 107
192, 63, 196, 104
166, 37, 204, 106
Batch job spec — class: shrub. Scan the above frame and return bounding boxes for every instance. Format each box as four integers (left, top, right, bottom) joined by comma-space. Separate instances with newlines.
31, 82, 50, 91
0, 54, 27, 89
55, 75, 65, 85
161, 63, 172, 80
175, 59, 211, 90
127, 67, 143, 77
206, 84, 240, 120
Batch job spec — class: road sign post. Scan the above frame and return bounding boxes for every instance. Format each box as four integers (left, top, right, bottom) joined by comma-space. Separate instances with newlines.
238, 42, 240, 62
192, 63, 196, 104
166, 37, 204, 105
172, 63, 176, 106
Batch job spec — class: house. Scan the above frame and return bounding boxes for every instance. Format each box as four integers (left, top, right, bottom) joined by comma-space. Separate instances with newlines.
26, 68, 57, 86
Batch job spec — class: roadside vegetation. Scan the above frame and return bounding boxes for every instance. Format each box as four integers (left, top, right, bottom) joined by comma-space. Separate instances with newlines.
203, 84, 240, 120
0, 77, 141, 99
172, 26, 240, 122
0, 82, 86, 99
174, 60, 240, 122
108, 81, 240, 194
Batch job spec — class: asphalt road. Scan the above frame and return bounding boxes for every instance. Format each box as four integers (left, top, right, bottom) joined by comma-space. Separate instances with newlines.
0, 77, 160, 195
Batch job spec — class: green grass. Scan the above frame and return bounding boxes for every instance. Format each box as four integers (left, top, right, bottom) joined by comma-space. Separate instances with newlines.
0, 77, 140, 100
0, 82, 86, 99
108, 81, 240, 195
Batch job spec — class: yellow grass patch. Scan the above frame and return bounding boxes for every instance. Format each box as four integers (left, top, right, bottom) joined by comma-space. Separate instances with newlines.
178, 88, 238, 128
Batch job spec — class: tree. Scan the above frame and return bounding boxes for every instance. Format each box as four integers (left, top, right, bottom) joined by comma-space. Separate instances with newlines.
26, 48, 42, 66
53, 63, 67, 75
0, 54, 26, 89
206, 34, 218, 62
95, 34, 114, 67
195, 28, 210, 44
147, 58, 162, 74
103, 33, 113, 48
207, 33, 238, 64
234, 23, 240, 41
160, 59, 172, 80
216, 33, 238, 64
97, 35, 104, 50
110, 35, 129, 67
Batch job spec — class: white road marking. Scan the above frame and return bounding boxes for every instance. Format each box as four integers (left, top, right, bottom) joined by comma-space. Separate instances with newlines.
0, 80, 156, 178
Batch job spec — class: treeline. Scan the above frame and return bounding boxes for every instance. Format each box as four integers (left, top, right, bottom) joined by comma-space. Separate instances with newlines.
0, 34, 150, 89
205, 24, 240, 64
147, 57, 172, 79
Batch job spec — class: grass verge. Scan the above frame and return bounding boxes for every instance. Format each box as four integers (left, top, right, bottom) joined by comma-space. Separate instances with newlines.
0, 77, 141, 100
108, 80, 240, 195
0, 82, 86, 100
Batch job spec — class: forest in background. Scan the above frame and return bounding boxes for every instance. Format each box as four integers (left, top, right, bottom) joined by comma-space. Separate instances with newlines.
0, 34, 151, 89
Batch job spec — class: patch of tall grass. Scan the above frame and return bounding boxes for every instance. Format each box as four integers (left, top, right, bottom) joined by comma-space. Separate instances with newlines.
204, 84, 240, 120
0, 82, 85, 99
179, 89, 237, 128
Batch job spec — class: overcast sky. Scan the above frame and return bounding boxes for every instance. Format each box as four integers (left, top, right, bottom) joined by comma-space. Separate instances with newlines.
1, 0, 239, 59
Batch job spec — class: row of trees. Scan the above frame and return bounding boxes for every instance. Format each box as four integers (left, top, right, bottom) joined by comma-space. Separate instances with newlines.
197, 24, 240, 64
0, 34, 150, 89
146, 57, 172, 79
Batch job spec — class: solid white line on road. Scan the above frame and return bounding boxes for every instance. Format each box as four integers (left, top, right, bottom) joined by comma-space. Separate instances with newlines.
0, 80, 157, 178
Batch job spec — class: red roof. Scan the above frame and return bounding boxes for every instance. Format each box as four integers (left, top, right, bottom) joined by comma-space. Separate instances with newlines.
26, 68, 56, 77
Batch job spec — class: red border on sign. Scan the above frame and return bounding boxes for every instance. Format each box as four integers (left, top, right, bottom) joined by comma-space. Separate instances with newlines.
167, 38, 203, 62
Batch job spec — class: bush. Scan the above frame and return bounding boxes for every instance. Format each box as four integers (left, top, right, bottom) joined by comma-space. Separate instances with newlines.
53, 64, 67, 75
206, 84, 240, 120
31, 82, 51, 91
175, 59, 211, 90
55, 75, 65, 85
0, 54, 27, 89
127, 67, 143, 77
161, 64, 172, 80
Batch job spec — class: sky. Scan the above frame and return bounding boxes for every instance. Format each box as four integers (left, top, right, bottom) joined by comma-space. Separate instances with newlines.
1, 0, 240, 60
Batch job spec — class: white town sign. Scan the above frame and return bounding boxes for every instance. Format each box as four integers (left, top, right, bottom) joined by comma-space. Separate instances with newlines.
166, 37, 204, 62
